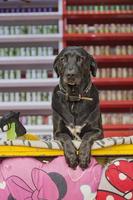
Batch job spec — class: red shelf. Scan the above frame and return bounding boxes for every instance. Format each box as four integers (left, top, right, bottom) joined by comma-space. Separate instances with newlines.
94, 55, 133, 67
103, 124, 133, 131
64, 11, 133, 21
64, 33, 133, 42
95, 55, 133, 62
66, 0, 133, 5
63, 0, 133, 133
104, 130, 133, 137
93, 78, 133, 88
100, 100, 133, 112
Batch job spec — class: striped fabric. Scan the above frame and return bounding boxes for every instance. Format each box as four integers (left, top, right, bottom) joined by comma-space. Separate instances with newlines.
0, 136, 133, 150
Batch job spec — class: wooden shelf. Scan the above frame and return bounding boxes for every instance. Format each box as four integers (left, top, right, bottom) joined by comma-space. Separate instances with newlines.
0, 34, 62, 43
0, 78, 132, 89
104, 124, 133, 131
66, 0, 133, 5
26, 124, 133, 138
0, 102, 52, 115
64, 12, 133, 21
64, 33, 133, 42
0, 100, 132, 114
24, 124, 133, 132
95, 55, 133, 67
26, 124, 133, 137
27, 124, 133, 131
93, 78, 133, 88
94, 55, 133, 63
0, 102, 51, 110
2, 56, 133, 67
100, 100, 133, 112
104, 130, 133, 137
25, 125, 53, 135
0, 12, 61, 22
0, 78, 58, 89
0, 56, 55, 66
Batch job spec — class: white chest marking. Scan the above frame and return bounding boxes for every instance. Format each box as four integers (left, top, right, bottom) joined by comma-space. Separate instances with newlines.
66, 124, 85, 140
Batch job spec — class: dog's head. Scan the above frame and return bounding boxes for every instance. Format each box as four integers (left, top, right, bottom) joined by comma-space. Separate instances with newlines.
53, 46, 97, 92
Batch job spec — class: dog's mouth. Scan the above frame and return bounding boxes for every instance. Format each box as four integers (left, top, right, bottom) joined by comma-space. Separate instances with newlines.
64, 76, 81, 86
67, 82, 77, 86
66, 84, 80, 96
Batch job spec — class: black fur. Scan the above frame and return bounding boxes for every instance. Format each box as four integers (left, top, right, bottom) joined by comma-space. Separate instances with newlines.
52, 46, 103, 169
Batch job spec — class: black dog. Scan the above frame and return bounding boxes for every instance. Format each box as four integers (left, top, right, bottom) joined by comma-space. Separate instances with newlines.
52, 46, 103, 169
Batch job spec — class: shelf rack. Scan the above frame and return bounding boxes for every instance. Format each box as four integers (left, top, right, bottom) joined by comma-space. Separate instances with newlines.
64, 12, 133, 23
63, 0, 133, 137
0, 0, 132, 138
0, 0, 63, 127
0, 78, 132, 90
25, 124, 133, 138
0, 100, 132, 115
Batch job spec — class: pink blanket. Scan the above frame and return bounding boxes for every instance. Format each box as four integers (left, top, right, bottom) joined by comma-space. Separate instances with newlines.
0, 156, 102, 200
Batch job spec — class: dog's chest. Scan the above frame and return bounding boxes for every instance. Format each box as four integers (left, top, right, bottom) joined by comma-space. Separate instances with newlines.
66, 124, 85, 140
69, 102, 78, 115
66, 102, 86, 140
60, 99, 91, 126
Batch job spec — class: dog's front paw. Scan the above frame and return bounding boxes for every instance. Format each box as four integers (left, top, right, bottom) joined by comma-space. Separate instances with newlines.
79, 147, 91, 170
65, 153, 78, 169
78, 141, 92, 170
79, 154, 90, 170
63, 141, 78, 169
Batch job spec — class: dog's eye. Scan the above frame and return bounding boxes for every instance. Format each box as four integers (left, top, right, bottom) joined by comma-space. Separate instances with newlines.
60, 57, 65, 63
77, 56, 83, 63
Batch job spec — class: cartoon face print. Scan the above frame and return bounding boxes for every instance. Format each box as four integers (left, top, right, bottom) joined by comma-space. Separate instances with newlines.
96, 160, 133, 200
6, 168, 67, 200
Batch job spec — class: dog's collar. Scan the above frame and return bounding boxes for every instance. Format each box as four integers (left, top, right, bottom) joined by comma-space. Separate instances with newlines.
58, 82, 93, 102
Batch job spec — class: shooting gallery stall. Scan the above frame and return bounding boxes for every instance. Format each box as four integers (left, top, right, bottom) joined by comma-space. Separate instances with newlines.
0, 0, 133, 199
0, 111, 133, 158
0, 137, 133, 157
0, 112, 133, 199
0, 135, 133, 199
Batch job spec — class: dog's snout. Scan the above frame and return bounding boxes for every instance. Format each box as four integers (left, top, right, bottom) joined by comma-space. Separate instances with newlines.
67, 73, 75, 79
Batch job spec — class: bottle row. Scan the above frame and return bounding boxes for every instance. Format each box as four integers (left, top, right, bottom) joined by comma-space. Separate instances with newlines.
20, 115, 52, 126
97, 67, 133, 78
67, 5, 133, 12
100, 90, 133, 101
0, 92, 52, 102
0, 45, 132, 57
0, 90, 132, 102
0, 7, 57, 13
1, 24, 132, 36
66, 24, 133, 34
102, 113, 133, 125
0, 69, 56, 79
0, 25, 58, 35
19, 113, 133, 126
84, 45, 133, 56
0, 67, 132, 79
0, 47, 57, 57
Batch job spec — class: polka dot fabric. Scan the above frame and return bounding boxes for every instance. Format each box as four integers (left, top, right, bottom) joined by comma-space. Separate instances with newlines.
96, 159, 133, 200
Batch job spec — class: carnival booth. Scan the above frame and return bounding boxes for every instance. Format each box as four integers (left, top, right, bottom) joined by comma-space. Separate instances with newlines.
0, 111, 133, 199
0, 0, 133, 199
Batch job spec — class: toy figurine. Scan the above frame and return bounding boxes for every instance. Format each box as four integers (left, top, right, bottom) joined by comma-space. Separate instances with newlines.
0, 111, 26, 140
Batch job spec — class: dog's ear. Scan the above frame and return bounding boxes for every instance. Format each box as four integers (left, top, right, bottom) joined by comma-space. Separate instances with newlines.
87, 53, 97, 77
53, 54, 60, 77
53, 48, 66, 77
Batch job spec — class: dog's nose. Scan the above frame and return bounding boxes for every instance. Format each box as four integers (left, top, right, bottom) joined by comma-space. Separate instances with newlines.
67, 73, 75, 79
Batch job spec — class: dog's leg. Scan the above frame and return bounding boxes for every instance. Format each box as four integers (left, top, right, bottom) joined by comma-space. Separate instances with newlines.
79, 128, 103, 170
55, 133, 78, 169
